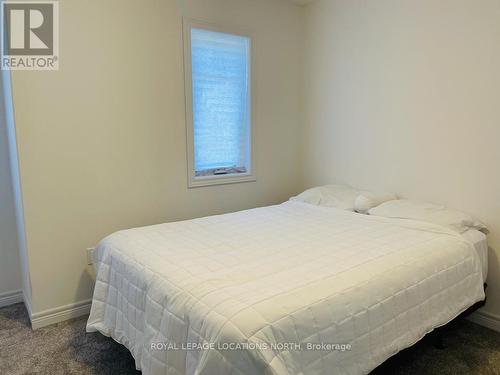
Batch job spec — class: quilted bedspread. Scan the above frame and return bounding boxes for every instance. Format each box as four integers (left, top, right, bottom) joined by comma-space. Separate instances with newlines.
86, 201, 485, 375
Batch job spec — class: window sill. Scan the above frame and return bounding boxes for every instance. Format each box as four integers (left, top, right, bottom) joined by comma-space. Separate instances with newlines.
188, 173, 256, 188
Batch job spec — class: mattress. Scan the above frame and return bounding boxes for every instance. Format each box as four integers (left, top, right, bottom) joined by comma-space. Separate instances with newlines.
86, 201, 485, 375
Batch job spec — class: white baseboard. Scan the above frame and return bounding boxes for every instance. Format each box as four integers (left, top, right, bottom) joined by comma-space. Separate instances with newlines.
31, 299, 92, 330
467, 310, 500, 333
0, 290, 23, 308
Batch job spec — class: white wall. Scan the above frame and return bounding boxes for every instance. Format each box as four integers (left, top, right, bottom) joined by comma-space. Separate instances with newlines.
10, 0, 303, 315
13, 0, 499, 327
0, 73, 21, 300
303, 0, 500, 319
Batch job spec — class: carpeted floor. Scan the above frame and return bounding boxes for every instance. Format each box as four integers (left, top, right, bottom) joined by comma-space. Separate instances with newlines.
1, 303, 499, 374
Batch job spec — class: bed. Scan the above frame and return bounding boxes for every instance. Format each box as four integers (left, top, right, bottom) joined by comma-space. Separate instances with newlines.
86, 201, 486, 375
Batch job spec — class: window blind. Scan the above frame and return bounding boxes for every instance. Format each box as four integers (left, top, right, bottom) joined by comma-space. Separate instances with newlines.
191, 28, 251, 173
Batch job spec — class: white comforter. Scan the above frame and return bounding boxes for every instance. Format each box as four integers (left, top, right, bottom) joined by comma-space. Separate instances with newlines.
86, 201, 485, 375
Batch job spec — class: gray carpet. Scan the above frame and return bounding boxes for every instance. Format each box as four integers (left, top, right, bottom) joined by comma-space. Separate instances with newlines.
1, 303, 499, 374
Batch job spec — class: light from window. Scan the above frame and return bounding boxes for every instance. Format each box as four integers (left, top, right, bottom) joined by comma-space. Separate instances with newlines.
186, 25, 253, 185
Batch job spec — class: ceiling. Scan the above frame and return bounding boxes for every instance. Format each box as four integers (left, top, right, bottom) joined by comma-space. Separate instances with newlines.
288, 0, 315, 5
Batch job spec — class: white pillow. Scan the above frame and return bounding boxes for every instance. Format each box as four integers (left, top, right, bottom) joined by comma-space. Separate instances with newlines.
368, 199, 487, 233
290, 185, 360, 211
354, 191, 398, 214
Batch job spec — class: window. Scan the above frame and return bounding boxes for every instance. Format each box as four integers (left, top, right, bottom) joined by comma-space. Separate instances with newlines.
184, 19, 255, 187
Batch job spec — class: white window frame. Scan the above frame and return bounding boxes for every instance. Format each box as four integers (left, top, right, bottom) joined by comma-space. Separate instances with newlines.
183, 18, 256, 188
